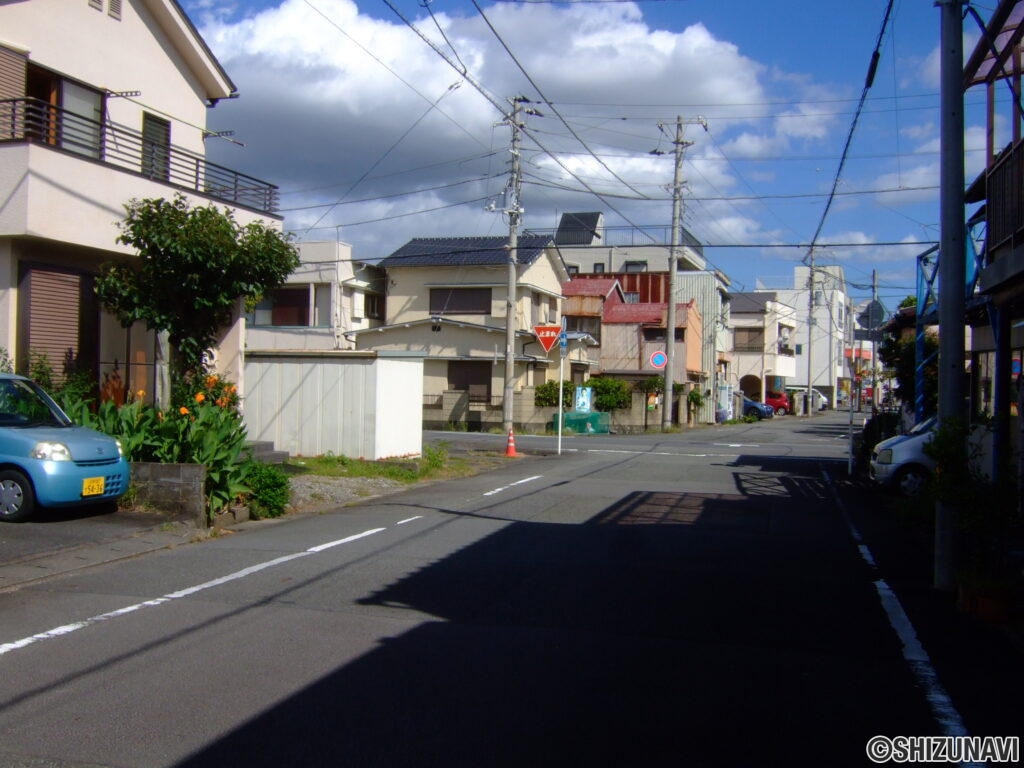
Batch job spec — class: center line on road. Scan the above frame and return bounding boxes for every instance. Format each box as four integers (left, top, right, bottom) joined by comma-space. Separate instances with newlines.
0, 524, 403, 658
483, 475, 543, 496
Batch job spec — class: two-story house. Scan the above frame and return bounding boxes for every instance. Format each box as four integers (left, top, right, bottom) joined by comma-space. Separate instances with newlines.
346, 235, 572, 404
245, 241, 385, 352
730, 292, 798, 402
0, 0, 281, 398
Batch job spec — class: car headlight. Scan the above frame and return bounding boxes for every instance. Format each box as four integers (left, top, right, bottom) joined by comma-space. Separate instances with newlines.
115, 439, 124, 458
32, 441, 73, 461
875, 448, 893, 465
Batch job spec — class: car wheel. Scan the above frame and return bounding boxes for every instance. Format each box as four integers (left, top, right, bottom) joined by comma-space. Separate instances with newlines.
0, 469, 35, 522
894, 465, 930, 497
745, 408, 760, 419
775, 407, 788, 416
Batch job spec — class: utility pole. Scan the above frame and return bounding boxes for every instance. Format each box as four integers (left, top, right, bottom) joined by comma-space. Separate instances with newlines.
935, 0, 966, 591
659, 116, 705, 430
662, 118, 684, 430
805, 260, 815, 417
502, 97, 526, 434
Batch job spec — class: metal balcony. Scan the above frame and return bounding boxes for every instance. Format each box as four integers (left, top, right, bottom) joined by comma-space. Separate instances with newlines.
0, 97, 278, 215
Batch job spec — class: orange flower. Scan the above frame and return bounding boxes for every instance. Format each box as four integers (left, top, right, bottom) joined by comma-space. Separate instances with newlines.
195, 392, 206, 404
179, 407, 189, 415
205, 375, 218, 389
216, 397, 228, 408
227, 385, 237, 395
135, 389, 145, 400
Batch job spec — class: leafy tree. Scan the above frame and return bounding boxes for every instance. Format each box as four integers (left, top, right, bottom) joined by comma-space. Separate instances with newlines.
96, 195, 299, 380
878, 332, 938, 415
898, 295, 917, 309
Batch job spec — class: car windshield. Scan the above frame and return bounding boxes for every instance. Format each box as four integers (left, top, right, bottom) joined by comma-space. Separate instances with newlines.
0, 379, 72, 428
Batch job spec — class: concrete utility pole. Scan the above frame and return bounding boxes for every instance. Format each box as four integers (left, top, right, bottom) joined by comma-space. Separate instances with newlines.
502, 97, 525, 434
660, 116, 705, 430
935, 0, 966, 591
805, 261, 815, 417
662, 118, 684, 430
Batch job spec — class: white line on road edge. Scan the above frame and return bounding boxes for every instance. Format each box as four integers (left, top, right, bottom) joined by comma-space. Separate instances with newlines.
0, 526, 394, 658
482, 475, 543, 496
822, 471, 980, 759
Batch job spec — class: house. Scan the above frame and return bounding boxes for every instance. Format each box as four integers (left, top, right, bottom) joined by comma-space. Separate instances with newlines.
245, 241, 385, 352
730, 292, 798, 402
346, 234, 574, 410
0, 0, 281, 398
551, 213, 732, 423
601, 298, 703, 385
962, 0, 1024, 474
770, 265, 853, 409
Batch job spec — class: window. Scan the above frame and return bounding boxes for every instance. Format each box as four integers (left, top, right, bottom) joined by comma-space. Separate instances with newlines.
566, 265, 579, 276
448, 361, 491, 403
249, 287, 310, 326
429, 287, 490, 315
643, 328, 684, 342
565, 315, 601, 344
593, 263, 605, 274
734, 328, 764, 351
795, 344, 803, 355
623, 261, 647, 273
141, 113, 170, 180
364, 293, 383, 320
623, 292, 640, 304
25, 65, 105, 157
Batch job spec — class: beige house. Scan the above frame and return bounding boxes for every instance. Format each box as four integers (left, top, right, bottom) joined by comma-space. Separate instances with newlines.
346, 235, 574, 403
730, 292, 798, 401
0, 0, 281, 398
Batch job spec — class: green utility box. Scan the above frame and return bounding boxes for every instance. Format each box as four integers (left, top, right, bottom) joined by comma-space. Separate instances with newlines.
554, 411, 610, 434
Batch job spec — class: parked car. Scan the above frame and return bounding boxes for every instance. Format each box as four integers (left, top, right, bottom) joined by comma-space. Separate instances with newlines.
0, 374, 129, 522
741, 397, 774, 420
764, 391, 791, 415
869, 416, 937, 497
786, 387, 829, 411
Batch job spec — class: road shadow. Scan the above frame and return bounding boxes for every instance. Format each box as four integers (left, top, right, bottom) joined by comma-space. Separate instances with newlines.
173, 468, 940, 767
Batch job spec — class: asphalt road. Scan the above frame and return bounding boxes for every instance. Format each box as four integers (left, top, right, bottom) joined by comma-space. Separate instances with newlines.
0, 412, 1017, 767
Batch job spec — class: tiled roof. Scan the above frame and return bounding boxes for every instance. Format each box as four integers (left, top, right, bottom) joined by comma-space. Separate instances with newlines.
380, 235, 554, 268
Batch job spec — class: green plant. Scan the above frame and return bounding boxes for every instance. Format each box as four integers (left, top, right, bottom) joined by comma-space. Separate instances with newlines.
421, 442, 448, 473
28, 350, 55, 391
534, 380, 574, 407
95, 194, 299, 380
587, 377, 631, 411
246, 461, 291, 519
0, 347, 14, 373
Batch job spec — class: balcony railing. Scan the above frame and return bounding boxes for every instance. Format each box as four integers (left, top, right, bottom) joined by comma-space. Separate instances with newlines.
0, 98, 278, 215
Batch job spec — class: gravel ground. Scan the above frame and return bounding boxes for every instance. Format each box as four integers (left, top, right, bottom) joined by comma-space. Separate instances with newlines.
285, 473, 408, 514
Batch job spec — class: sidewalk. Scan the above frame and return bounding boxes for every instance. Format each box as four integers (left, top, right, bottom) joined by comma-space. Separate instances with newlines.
834, 473, 1024, 741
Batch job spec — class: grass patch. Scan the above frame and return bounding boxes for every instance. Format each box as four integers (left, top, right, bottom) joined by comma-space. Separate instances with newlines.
285, 442, 507, 484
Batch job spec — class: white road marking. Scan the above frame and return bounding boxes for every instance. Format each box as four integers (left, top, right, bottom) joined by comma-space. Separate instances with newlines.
713, 443, 760, 448
482, 475, 543, 496
0, 524, 404, 658
588, 449, 732, 458
823, 470, 977, 751
395, 516, 423, 525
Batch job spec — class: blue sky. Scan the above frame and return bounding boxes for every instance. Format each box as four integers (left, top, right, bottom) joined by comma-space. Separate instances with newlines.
179, 0, 991, 308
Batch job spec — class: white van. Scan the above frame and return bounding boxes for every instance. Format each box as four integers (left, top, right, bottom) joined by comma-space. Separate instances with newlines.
786, 387, 829, 411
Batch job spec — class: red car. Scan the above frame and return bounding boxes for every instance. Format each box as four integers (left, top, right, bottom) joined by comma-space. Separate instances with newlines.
765, 391, 791, 416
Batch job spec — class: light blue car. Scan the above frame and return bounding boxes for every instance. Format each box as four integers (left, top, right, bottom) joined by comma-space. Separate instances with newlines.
0, 374, 129, 522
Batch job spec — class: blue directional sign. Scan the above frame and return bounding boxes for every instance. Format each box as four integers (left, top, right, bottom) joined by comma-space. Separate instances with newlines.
650, 351, 667, 369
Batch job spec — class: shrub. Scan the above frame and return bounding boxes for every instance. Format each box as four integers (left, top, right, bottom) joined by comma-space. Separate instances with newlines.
534, 380, 574, 407
587, 377, 631, 411
246, 462, 291, 519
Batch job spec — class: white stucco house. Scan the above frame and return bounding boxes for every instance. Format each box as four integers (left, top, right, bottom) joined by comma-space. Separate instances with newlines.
0, 0, 282, 400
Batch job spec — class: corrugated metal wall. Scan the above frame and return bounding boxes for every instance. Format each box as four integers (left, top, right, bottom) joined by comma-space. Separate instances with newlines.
243, 353, 423, 459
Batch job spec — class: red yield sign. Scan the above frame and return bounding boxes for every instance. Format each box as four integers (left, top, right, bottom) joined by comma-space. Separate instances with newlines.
534, 325, 562, 353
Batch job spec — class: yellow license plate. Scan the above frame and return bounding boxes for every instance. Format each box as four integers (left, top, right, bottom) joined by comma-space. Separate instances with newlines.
82, 477, 105, 496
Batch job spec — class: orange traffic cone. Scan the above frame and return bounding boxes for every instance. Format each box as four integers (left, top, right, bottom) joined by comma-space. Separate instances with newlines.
505, 429, 518, 457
